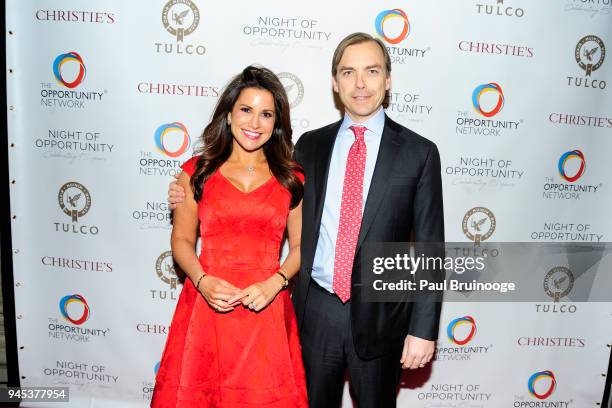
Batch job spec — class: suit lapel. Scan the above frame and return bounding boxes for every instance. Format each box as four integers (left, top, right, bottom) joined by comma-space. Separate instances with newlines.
356, 116, 403, 250
313, 121, 342, 234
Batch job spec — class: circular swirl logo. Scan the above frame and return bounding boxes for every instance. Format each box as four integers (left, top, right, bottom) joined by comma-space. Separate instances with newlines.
59, 294, 90, 325
447, 316, 477, 345
558, 149, 585, 182
472, 83, 504, 117
528, 370, 556, 400
375, 9, 410, 45
53, 52, 86, 89
154, 122, 191, 158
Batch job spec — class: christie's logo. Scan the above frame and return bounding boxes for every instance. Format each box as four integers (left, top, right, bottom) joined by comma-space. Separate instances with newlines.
567, 35, 606, 90
277, 72, 304, 108
542, 149, 602, 200
41, 52, 106, 109
156, 0, 205, 56
53, 52, 86, 88
528, 371, 556, 400
476, 0, 525, 17
55, 182, 100, 235
59, 294, 90, 325
447, 316, 476, 345
456, 82, 521, 136
462, 207, 496, 243
458, 41, 534, 58
374, 8, 429, 63
139, 122, 191, 177
35, 10, 116, 24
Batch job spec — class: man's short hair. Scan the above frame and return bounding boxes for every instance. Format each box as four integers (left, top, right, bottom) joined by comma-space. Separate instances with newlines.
331, 32, 392, 77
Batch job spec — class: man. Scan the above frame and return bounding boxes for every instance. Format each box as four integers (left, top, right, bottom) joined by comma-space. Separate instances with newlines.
169, 32, 444, 408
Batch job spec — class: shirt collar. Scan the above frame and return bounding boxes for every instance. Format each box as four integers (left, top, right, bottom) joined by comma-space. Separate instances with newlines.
339, 107, 385, 137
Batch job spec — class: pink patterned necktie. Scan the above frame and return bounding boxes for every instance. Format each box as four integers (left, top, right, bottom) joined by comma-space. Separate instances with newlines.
333, 125, 367, 303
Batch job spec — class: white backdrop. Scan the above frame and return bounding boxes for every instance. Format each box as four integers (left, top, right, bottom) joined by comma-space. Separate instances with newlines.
6, 0, 612, 406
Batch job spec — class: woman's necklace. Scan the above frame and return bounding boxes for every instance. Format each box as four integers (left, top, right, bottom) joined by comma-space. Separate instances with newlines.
246, 165, 255, 173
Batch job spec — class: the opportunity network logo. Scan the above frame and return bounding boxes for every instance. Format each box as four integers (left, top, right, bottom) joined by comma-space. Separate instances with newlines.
59, 294, 90, 325
472, 82, 504, 117
53, 52, 86, 88
375, 9, 409, 45
374, 8, 428, 63
154, 122, 191, 158
48, 294, 110, 343
456, 82, 521, 136
447, 315, 477, 345
41, 51, 106, 108
436, 315, 491, 362
558, 149, 585, 183
512, 370, 573, 407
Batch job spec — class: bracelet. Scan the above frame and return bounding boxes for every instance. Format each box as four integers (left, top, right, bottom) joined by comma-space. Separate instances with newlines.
195, 273, 207, 291
276, 269, 289, 289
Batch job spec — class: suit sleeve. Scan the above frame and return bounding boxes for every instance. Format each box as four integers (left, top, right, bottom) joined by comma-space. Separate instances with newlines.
409, 142, 445, 341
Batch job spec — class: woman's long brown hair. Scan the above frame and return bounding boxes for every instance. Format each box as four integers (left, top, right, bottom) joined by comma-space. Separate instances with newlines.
190, 66, 303, 208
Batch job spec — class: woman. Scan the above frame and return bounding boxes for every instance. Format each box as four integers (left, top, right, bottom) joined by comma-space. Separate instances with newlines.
151, 66, 307, 407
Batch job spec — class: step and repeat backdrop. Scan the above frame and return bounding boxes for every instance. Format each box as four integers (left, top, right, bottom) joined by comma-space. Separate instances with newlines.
6, 0, 612, 406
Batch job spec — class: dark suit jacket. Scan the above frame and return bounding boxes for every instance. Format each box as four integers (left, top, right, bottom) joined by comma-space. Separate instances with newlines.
293, 114, 445, 360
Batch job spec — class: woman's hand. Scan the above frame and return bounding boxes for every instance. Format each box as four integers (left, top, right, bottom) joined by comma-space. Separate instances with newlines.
197, 275, 242, 312
228, 274, 285, 312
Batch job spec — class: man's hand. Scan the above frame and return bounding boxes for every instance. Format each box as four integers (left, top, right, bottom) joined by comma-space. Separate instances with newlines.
168, 173, 186, 210
400, 335, 435, 370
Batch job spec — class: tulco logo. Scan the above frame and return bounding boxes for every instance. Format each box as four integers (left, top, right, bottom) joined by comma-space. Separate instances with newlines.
373, 8, 428, 63
543, 266, 574, 302
528, 371, 556, 400
162, 0, 199, 41
447, 316, 477, 345
154, 122, 191, 158
567, 35, 606, 90
151, 251, 181, 301
462, 207, 496, 243
472, 83, 504, 117
53, 52, 86, 88
277, 73, 304, 108
58, 181, 91, 222
59, 294, 90, 325
156, 251, 179, 289
558, 150, 585, 182
476, 0, 525, 17
55, 181, 100, 235
156, 0, 205, 56
375, 9, 410, 45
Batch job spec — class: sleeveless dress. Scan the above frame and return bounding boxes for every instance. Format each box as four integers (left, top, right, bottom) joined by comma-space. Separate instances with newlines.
151, 157, 308, 408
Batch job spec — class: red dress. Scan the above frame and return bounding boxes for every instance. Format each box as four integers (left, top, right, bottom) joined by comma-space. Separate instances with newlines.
151, 157, 308, 408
